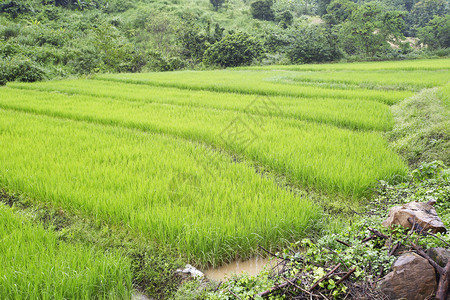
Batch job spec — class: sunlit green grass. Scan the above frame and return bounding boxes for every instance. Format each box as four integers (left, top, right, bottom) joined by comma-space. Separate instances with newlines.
439, 82, 450, 110
96, 71, 413, 105
1, 58, 443, 279
6, 82, 393, 131
0, 204, 132, 299
0, 109, 321, 266
237, 58, 450, 71
0, 88, 406, 197
277, 70, 449, 90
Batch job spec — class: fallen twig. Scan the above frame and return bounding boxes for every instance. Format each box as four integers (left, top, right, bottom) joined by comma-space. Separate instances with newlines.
336, 267, 356, 285
362, 235, 376, 243
367, 227, 389, 239
309, 263, 341, 291
336, 239, 351, 247
388, 242, 401, 256
227, 288, 242, 300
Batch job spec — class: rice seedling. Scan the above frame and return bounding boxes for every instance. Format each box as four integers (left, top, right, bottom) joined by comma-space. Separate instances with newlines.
95, 71, 413, 105
439, 83, 450, 110
5, 82, 393, 131
0, 109, 321, 266
279, 70, 450, 90
1, 58, 440, 274
0, 87, 406, 197
236, 58, 450, 71
0, 204, 132, 299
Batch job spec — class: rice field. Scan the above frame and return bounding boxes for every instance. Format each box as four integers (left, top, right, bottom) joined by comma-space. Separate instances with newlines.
0, 58, 449, 297
0, 204, 132, 299
237, 58, 450, 71
95, 71, 413, 104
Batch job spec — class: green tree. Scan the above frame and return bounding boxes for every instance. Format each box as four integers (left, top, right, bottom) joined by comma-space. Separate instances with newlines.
276, 10, 293, 28
210, 0, 225, 11
323, 0, 357, 25
287, 24, 341, 63
317, 0, 332, 16
407, 0, 448, 34
145, 13, 181, 57
203, 32, 263, 67
91, 23, 142, 72
417, 15, 450, 49
250, 0, 275, 21
339, 2, 405, 57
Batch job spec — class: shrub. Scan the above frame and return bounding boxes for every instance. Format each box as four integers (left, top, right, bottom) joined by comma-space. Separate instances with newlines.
0, 56, 47, 85
0, 1, 30, 18
250, 0, 275, 21
417, 15, 450, 49
210, 0, 225, 11
287, 24, 341, 63
203, 32, 263, 67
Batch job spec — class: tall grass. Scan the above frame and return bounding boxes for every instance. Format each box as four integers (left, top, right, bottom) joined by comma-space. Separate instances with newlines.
0, 88, 406, 196
280, 70, 449, 90
438, 82, 450, 110
0, 110, 321, 266
236, 58, 450, 71
95, 71, 413, 105
6, 82, 393, 131
0, 204, 132, 299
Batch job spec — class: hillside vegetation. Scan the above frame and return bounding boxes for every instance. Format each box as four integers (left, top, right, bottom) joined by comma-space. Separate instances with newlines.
1, 0, 449, 84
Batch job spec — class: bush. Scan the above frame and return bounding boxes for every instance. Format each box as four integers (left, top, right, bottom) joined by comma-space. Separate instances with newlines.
0, 1, 30, 18
0, 56, 47, 85
203, 32, 263, 67
146, 50, 185, 72
250, 0, 275, 21
417, 15, 450, 50
287, 24, 341, 63
210, 0, 225, 11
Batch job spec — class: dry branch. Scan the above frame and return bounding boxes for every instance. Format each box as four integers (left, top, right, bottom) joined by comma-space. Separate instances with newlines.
309, 263, 341, 291
411, 244, 449, 300
367, 227, 389, 239
336, 267, 356, 285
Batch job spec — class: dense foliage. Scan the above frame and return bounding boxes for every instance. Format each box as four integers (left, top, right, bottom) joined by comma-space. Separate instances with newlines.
174, 161, 450, 299
203, 32, 263, 67
0, 0, 449, 84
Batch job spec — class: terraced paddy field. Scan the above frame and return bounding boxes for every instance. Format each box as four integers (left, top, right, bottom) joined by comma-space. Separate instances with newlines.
1, 58, 449, 298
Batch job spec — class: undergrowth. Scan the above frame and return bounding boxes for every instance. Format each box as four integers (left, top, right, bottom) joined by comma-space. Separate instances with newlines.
0, 190, 183, 299
176, 161, 450, 299
388, 87, 450, 167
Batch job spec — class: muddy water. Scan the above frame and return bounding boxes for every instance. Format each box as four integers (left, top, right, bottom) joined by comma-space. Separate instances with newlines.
204, 257, 273, 281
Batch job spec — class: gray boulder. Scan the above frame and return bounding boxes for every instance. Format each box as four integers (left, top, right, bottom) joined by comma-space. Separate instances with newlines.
378, 252, 437, 300
428, 247, 450, 268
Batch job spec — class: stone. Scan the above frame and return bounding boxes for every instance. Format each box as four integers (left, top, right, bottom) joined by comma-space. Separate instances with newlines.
382, 201, 447, 234
428, 247, 450, 268
176, 264, 204, 279
378, 252, 437, 300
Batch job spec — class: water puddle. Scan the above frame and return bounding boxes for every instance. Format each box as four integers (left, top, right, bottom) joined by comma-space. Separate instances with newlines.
204, 257, 274, 281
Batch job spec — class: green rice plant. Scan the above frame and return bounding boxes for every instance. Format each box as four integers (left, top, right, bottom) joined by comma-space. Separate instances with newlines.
438, 82, 450, 110
95, 71, 413, 105
236, 58, 450, 71
6, 82, 394, 131
0, 88, 407, 197
0, 109, 321, 266
280, 70, 450, 90
0, 204, 132, 299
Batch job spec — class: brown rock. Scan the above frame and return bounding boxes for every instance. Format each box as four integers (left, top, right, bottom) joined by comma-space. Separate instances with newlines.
428, 247, 450, 268
378, 253, 437, 300
382, 201, 447, 234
